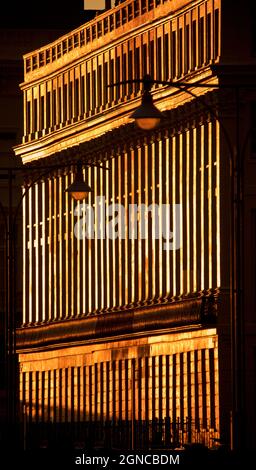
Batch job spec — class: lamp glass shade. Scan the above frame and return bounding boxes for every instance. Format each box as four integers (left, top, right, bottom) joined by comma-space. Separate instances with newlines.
130, 91, 164, 130
65, 173, 92, 201
70, 190, 90, 201
135, 117, 161, 130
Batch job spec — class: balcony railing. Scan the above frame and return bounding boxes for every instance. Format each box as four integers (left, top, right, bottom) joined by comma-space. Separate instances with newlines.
24, 0, 169, 74
21, 0, 220, 144
21, 418, 219, 450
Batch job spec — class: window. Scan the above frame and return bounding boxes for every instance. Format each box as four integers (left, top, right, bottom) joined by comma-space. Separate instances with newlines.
199, 17, 205, 66
135, 47, 140, 93
57, 44, 61, 59
116, 11, 121, 28
80, 30, 85, 47
214, 10, 219, 59
74, 79, 79, 118
122, 53, 127, 97
52, 90, 56, 126
206, 13, 211, 63
86, 28, 91, 43
128, 50, 133, 95
103, 62, 108, 105
52, 47, 56, 61
92, 25, 96, 40
185, 25, 189, 74
69, 82, 73, 120
63, 84, 67, 122
58, 87, 62, 124
157, 37, 162, 81
26, 101, 31, 134
122, 8, 127, 24
46, 92, 51, 128
40, 97, 44, 131
164, 33, 169, 80
33, 98, 38, 133
142, 44, 147, 77
110, 60, 114, 102
150, 40, 154, 80
178, 28, 183, 77
86, 72, 91, 113
171, 31, 176, 78
81, 76, 85, 115
199, 18, 204, 66
116, 58, 120, 101
98, 65, 102, 107
192, 20, 197, 69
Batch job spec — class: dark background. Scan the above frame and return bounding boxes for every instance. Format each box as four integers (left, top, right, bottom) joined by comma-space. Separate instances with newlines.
0, 0, 94, 29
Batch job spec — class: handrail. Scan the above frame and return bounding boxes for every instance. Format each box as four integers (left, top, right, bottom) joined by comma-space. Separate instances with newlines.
24, 0, 167, 74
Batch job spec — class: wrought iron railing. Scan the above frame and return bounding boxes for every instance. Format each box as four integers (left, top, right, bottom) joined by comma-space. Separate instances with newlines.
21, 417, 219, 450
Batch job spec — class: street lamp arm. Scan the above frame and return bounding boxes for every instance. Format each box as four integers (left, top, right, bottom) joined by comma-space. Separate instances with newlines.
107, 78, 223, 89
108, 76, 235, 165
12, 167, 57, 230
11, 161, 108, 229
169, 83, 235, 168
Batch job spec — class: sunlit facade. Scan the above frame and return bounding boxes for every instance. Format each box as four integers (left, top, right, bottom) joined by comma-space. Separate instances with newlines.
15, 0, 256, 449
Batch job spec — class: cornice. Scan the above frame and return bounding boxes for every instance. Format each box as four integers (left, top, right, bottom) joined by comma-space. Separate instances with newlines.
14, 68, 217, 163
16, 295, 216, 353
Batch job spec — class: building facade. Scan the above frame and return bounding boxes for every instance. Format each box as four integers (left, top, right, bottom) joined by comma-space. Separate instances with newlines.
14, 0, 256, 450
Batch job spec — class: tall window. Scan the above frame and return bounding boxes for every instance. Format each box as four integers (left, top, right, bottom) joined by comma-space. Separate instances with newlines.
150, 40, 154, 80
122, 52, 127, 97
206, 13, 211, 63
157, 37, 162, 81
142, 43, 147, 77
63, 84, 67, 122
178, 28, 183, 77
69, 82, 73, 120
46, 91, 51, 128
199, 17, 205, 66
192, 20, 197, 70
171, 31, 176, 78
74, 78, 79, 118
86, 72, 91, 113
52, 90, 56, 126
40, 96, 44, 131
80, 76, 85, 115
92, 70, 96, 111
26, 101, 31, 135
116, 58, 120, 101
103, 63, 108, 105
33, 98, 38, 133
164, 33, 169, 80
214, 10, 219, 59
185, 25, 189, 74
58, 87, 62, 124
98, 66, 102, 107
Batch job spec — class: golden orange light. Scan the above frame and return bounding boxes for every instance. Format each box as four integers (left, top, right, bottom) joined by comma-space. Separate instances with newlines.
135, 117, 161, 130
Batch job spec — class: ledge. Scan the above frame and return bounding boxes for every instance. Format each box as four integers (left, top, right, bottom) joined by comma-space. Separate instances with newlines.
16, 296, 216, 351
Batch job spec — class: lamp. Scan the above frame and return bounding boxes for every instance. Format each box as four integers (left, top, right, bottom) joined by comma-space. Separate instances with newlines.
130, 90, 164, 130
65, 161, 92, 201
